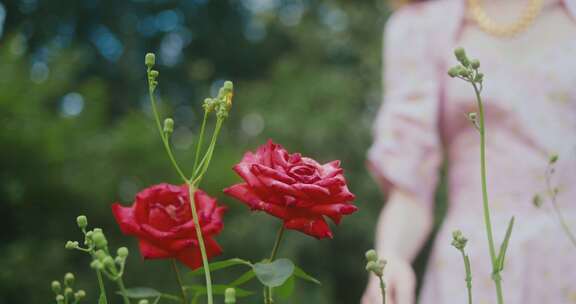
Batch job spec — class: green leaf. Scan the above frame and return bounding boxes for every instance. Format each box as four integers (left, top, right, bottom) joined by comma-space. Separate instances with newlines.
188, 258, 253, 276
185, 284, 254, 297
294, 266, 321, 285
98, 293, 108, 304
496, 216, 515, 272
119, 287, 162, 299
230, 269, 256, 286
275, 276, 295, 299
253, 258, 295, 288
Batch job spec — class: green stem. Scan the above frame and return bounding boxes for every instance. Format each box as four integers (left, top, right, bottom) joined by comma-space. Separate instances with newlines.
265, 225, 286, 304
378, 276, 386, 304
170, 259, 188, 304
192, 119, 224, 186
460, 250, 473, 304
147, 72, 188, 182
269, 225, 285, 261
187, 184, 213, 304
472, 83, 503, 304
95, 270, 108, 303
545, 167, 576, 248
116, 277, 130, 304
192, 110, 209, 176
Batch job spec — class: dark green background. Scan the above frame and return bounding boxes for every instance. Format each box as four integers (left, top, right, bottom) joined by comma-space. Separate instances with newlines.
0, 1, 435, 303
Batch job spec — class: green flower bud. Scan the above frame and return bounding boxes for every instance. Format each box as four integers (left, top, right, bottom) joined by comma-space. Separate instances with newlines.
454, 47, 470, 66
532, 194, 543, 208
65, 241, 79, 250
117, 247, 129, 258
74, 290, 86, 301
458, 68, 471, 78
451, 230, 468, 250
163, 118, 174, 134
223, 80, 233, 91
115, 256, 123, 265
103, 256, 115, 268
447, 66, 460, 78
95, 250, 107, 261
145, 53, 156, 68
92, 231, 108, 249
149, 70, 159, 79
93, 228, 103, 234
365, 261, 384, 277
51, 280, 62, 294
64, 273, 75, 286
225, 287, 236, 304
138, 300, 150, 304
473, 71, 484, 83
64, 287, 73, 297
549, 154, 559, 164
85, 231, 93, 240
90, 260, 104, 270
203, 98, 216, 113
470, 59, 480, 69
56, 294, 65, 304
76, 215, 88, 229
365, 249, 378, 262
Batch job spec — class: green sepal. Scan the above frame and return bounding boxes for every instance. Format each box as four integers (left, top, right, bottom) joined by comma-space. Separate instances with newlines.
496, 216, 515, 272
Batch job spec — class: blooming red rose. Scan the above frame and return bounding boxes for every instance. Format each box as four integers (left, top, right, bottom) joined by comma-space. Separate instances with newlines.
112, 183, 226, 269
224, 140, 357, 239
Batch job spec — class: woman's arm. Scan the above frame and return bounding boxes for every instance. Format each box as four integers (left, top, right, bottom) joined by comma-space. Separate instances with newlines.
362, 189, 434, 304
376, 189, 434, 261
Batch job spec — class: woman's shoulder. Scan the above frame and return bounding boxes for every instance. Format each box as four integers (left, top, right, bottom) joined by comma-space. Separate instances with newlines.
387, 0, 463, 36
385, 0, 464, 57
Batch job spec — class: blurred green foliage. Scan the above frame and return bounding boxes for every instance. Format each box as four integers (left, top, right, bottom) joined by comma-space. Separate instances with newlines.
0, 0, 393, 303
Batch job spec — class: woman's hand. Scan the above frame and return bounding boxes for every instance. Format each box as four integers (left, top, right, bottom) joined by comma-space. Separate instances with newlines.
361, 256, 416, 304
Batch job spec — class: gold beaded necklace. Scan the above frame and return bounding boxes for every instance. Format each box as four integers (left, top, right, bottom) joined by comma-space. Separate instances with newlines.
468, 0, 544, 37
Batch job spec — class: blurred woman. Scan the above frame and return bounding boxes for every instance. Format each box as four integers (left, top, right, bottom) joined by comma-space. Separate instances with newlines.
363, 0, 576, 303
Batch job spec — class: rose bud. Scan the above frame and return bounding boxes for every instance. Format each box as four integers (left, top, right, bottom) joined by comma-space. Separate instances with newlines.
112, 184, 226, 270
224, 140, 357, 239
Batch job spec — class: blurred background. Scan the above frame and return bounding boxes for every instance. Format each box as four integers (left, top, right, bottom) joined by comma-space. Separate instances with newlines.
0, 0, 442, 303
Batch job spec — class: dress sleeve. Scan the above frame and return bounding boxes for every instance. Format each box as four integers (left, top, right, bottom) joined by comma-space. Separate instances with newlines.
367, 7, 444, 206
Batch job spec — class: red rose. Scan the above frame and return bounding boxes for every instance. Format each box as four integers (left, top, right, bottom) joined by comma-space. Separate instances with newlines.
224, 140, 357, 239
112, 183, 226, 269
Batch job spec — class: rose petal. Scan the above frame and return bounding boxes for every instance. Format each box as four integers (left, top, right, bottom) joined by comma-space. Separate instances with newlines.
321, 160, 344, 179
223, 184, 262, 209
148, 207, 178, 231
292, 183, 330, 199
285, 217, 333, 239
252, 164, 296, 184
310, 203, 358, 224
112, 203, 140, 235
139, 239, 172, 259
176, 237, 222, 270
233, 163, 263, 189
